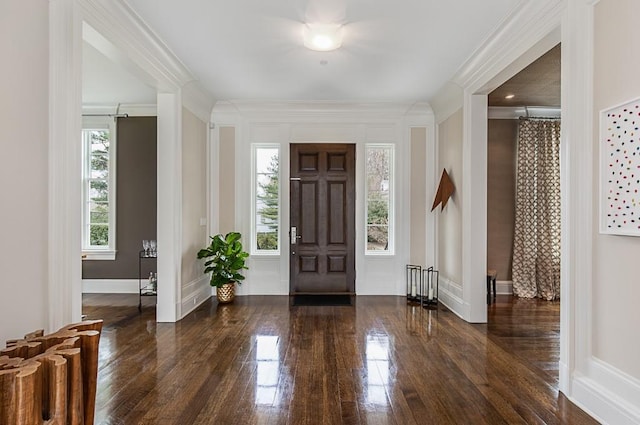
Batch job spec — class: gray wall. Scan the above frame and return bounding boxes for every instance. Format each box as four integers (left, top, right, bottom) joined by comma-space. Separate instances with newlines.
487, 119, 517, 281
82, 116, 157, 279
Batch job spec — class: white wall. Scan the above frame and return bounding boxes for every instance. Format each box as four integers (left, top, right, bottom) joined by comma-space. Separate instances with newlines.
436, 109, 464, 302
218, 127, 236, 235
180, 107, 210, 315
592, 0, 640, 381
409, 127, 427, 265
0, 1, 49, 343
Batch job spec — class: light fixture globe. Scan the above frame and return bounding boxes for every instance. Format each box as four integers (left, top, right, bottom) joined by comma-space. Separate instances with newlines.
303, 23, 343, 52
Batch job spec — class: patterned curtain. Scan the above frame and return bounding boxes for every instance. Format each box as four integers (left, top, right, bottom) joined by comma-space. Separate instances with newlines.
512, 119, 561, 300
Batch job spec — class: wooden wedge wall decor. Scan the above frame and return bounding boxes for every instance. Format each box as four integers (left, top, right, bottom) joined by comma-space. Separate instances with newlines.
431, 168, 455, 211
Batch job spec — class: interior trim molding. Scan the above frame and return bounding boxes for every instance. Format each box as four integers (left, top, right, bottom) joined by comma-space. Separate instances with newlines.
51, 0, 193, 327
453, 0, 564, 91
496, 280, 513, 295
82, 279, 138, 294
571, 357, 640, 425
429, 81, 464, 125
78, 0, 193, 90
49, 0, 83, 332
559, 0, 594, 401
437, 276, 465, 320
462, 94, 489, 323
82, 103, 157, 116
180, 275, 212, 319
217, 100, 428, 121
182, 81, 215, 124
156, 93, 183, 322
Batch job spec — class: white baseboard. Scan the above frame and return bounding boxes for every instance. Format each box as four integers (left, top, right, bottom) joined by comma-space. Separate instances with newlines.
438, 276, 466, 320
569, 358, 640, 425
82, 279, 138, 294
180, 275, 212, 319
496, 280, 513, 295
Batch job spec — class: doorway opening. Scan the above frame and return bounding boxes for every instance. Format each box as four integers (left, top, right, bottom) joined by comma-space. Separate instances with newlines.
487, 43, 561, 302
80, 23, 158, 319
486, 43, 561, 379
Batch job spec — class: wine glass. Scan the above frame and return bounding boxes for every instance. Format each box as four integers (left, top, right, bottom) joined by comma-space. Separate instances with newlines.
150, 240, 157, 256
142, 240, 150, 255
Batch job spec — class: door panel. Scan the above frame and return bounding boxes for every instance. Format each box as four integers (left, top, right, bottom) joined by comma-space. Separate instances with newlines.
290, 143, 355, 294
300, 181, 318, 244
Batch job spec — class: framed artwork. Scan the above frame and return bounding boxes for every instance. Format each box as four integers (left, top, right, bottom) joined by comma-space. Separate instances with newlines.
600, 97, 640, 236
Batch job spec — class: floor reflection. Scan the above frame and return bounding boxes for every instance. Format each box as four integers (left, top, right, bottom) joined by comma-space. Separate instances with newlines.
365, 334, 391, 406
255, 335, 280, 405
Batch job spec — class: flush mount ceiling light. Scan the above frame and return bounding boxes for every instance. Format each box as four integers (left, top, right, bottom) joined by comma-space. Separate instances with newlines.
303, 23, 343, 52
505, 94, 515, 99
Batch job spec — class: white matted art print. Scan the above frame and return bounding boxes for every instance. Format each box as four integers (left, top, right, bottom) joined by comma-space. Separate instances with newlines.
600, 97, 640, 236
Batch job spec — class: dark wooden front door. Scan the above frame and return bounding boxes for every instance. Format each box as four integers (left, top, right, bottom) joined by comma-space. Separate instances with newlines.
290, 143, 356, 294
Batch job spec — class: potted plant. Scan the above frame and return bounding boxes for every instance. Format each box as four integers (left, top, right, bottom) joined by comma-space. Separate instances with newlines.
197, 231, 249, 303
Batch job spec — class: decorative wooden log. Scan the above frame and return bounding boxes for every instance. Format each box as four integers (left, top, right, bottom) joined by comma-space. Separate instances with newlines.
36, 354, 67, 425
60, 320, 103, 336
45, 337, 81, 354
0, 359, 42, 425
53, 349, 84, 425
0, 355, 23, 370
2, 320, 103, 425
70, 330, 99, 425
6, 329, 44, 348
37, 330, 99, 425
1, 341, 43, 359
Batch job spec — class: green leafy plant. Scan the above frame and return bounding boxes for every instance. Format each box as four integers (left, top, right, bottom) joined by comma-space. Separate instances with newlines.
197, 232, 249, 288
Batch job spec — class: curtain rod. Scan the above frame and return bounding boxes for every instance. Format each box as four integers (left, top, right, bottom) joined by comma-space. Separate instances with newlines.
519, 105, 560, 120
519, 116, 561, 120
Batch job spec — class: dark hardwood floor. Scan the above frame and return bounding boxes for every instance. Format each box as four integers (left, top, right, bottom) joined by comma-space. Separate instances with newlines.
82, 294, 598, 424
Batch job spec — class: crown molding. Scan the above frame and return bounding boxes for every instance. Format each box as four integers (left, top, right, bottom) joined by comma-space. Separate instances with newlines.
182, 81, 215, 123
79, 1, 216, 123
78, 0, 194, 90
430, 81, 464, 124
402, 102, 434, 127
452, 0, 564, 93
213, 100, 430, 122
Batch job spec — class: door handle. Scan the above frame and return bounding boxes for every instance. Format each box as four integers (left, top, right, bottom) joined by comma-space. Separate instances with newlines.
291, 227, 297, 245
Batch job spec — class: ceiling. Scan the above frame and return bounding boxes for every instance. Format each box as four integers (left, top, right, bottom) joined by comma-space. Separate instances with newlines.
488, 44, 561, 107
121, 0, 523, 103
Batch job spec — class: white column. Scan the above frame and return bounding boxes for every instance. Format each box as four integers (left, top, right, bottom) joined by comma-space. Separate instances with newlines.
559, 0, 596, 396
462, 93, 488, 323
49, 0, 83, 331
157, 92, 183, 322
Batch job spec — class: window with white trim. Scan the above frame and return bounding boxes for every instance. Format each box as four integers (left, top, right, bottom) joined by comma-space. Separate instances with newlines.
365, 144, 394, 254
252, 144, 280, 254
82, 117, 116, 260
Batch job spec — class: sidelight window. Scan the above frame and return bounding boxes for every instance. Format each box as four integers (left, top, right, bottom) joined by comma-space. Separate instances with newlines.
81, 117, 116, 259
252, 144, 280, 254
365, 144, 394, 254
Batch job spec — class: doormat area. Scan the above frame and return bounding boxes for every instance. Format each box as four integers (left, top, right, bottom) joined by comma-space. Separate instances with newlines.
292, 295, 353, 306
